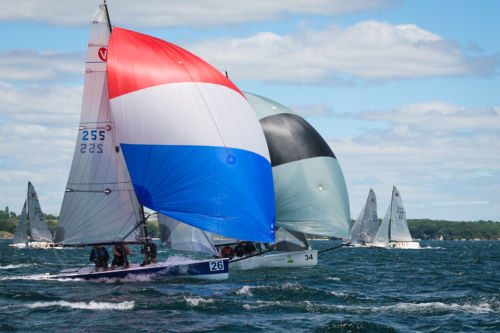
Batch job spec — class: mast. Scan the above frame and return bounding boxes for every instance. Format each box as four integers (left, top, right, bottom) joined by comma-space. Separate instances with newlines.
103, 0, 112, 33
388, 186, 395, 242
25, 183, 30, 241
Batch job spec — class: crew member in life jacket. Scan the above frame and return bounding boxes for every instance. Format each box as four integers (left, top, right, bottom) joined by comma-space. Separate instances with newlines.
140, 236, 158, 266
89, 245, 110, 272
111, 244, 132, 270
220, 245, 235, 259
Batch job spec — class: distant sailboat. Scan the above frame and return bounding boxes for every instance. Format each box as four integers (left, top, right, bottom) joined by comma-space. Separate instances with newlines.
350, 189, 378, 246
52, 4, 275, 280
10, 182, 55, 249
372, 186, 420, 249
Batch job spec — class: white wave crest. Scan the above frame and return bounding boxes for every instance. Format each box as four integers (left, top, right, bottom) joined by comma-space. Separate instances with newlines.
27, 300, 134, 310
382, 301, 498, 314
0, 273, 79, 282
184, 297, 214, 306
325, 277, 341, 281
0, 263, 34, 270
236, 285, 254, 296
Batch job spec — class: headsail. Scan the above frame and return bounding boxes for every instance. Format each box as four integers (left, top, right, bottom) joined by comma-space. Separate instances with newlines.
373, 204, 390, 246
12, 200, 28, 245
389, 186, 413, 241
107, 28, 275, 242
27, 182, 52, 242
350, 189, 378, 244
54, 5, 143, 246
244, 92, 350, 238
158, 214, 218, 256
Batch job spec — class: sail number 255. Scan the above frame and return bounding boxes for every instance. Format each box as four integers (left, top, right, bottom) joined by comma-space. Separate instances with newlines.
80, 130, 105, 154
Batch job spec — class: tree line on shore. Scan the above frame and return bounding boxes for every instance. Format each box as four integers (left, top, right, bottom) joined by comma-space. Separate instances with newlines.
2, 207, 500, 240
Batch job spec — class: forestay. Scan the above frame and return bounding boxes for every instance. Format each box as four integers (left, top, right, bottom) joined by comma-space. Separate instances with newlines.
244, 92, 350, 238
107, 28, 275, 242
54, 5, 143, 246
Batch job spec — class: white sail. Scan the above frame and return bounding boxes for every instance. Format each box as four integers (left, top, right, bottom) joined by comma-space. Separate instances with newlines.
27, 182, 53, 242
350, 205, 366, 244
158, 214, 218, 256
373, 204, 390, 247
12, 200, 28, 245
54, 5, 142, 246
389, 186, 413, 241
350, 189, 378, 244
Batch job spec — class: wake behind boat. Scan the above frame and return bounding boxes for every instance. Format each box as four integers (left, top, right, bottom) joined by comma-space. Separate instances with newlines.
50, 3, 275, 281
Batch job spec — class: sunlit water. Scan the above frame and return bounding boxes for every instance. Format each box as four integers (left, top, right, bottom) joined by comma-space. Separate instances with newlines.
0, 239, 498, 332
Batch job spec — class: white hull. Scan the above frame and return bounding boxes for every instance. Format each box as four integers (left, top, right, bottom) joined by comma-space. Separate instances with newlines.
230, 250, 317, 270
371, 241, 420, 249
346, 243, 372, 248
9, 241, 62, 249
390, 241, 420, 249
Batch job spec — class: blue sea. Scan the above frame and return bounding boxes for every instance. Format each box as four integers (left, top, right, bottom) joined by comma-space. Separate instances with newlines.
0, 239, 498, 332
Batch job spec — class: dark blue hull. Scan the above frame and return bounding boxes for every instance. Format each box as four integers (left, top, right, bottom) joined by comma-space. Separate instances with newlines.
52, 258, 229, 281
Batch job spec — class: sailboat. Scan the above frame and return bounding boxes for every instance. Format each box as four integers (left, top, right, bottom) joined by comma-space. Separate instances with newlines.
10, 182, 55, 249
372, 186, 420, 249
349, 189, 378, 247
158, 92, 351, 269
229, 92, 350, 269
51, 4, 275, 280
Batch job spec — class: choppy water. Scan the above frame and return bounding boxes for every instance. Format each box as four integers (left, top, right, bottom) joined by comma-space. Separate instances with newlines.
0, 239, 498, 332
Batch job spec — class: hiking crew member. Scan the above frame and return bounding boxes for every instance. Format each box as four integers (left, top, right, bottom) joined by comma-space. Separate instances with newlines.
89, 245, 110, 272
140, 237, 158, 266
111, 244, 132, 270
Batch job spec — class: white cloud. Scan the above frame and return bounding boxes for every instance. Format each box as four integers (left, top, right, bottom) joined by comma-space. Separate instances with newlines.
0, 81, 82, 126
0, 0, 391, 27
188, 21, 497, 82
0, 81, 81, 215
329, 102, 500, 221
0, 50, 83, 83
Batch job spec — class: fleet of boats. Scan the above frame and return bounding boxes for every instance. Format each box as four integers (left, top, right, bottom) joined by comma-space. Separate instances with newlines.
9, 3, 421, 280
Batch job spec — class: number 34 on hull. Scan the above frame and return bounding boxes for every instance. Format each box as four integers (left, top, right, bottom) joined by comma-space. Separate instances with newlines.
229, 250, 318, 270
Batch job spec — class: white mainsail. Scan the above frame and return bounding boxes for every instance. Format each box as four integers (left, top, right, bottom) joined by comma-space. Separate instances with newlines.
373, 186, 415, 247
350, 189, 378, 244
54, 5, 143, 246
12, 200, 28, 245
389, 187, 413, 241
27, 182, 53, 242
373, 204, 390, 246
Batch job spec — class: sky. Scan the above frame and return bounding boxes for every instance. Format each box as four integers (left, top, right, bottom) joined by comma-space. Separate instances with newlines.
0, 0, 499, 222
